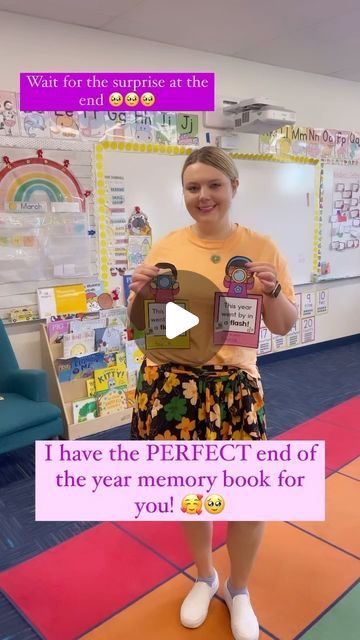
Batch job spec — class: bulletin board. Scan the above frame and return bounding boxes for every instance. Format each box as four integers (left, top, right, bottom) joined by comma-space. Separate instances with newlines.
0, 145, 96, 321
96, 143, 318, 286
318, 162, 360, 280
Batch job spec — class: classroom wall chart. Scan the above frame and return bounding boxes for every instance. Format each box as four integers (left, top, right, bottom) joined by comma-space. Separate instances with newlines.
317, 163, 360, 280
0, 151, 86, 211
0, 148, 93, 285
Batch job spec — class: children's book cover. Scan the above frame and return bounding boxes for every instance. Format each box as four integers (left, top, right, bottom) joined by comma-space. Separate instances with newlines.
47, 320, 70, 343
69, 319, 106, 334
115, 349, 126, 366
56, 358, 73, 382
127, 370, 138, 390
125, 339, 145, 372
86, 378, 96, 397
94, 363, 128, 391
57, 355, 101, 382
63, 330, 95, 358
85, 282, 105, 312
72, 397, 97, 423
125, 389, 135, 407
96, 387, 128, 416
99, 306, 128, 328
95, 326, 122, 353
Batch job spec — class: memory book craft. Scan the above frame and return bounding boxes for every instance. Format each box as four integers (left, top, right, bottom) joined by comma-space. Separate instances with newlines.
213, 256, 262, 348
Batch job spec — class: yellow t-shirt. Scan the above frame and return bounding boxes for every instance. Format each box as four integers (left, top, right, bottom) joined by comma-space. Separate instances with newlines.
130, 224, 296, 378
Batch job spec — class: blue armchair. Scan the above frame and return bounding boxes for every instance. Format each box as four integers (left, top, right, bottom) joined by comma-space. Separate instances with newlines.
0, 319, 63, 454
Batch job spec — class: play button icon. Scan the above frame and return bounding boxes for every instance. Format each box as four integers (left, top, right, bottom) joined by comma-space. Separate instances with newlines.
165, 302, 199, 339
130, 268, 228, 365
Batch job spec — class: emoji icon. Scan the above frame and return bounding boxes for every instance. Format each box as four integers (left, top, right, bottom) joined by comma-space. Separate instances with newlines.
140, 92, 155, 107
181, 494, 203, 515
109, 92, 123, 107
204, 494, 225, 515
125, 92, 139, 107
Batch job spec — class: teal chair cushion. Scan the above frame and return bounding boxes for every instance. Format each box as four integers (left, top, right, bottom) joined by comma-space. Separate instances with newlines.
0, 393, 61, 436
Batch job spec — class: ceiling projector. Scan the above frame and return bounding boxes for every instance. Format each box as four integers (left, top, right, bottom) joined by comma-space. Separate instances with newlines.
223, 97, 296, 134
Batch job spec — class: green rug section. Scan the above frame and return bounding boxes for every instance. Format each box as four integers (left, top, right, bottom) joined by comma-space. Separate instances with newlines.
300, 583, 360, 639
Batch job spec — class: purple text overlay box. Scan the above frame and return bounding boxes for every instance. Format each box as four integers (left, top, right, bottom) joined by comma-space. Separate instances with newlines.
20, 73, 215, 111
36, 441, 325, 522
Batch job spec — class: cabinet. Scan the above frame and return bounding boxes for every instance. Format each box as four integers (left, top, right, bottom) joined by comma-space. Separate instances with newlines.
40, 324, 133, 439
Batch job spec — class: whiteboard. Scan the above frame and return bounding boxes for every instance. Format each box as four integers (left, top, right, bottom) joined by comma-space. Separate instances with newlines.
103, 151, 316, 285
319, 163, 360, 280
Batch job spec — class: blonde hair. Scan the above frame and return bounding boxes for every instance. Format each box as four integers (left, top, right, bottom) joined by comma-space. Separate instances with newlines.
181, 146, 239, 183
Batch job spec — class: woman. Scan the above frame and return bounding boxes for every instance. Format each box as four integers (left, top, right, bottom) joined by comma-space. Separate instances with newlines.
128, 147, 297, 640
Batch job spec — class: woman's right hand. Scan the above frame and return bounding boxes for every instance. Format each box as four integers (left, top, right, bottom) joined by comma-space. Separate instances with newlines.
129, 264, 160, 298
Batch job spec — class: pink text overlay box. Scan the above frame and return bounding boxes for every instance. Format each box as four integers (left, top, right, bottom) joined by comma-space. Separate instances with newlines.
35, 441, 325, 522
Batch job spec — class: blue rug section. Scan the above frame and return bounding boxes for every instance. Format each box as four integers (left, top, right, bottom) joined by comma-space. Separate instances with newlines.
259, 340, 360, 437
0, 591, 38, 640
0, 473, 94, 573
0, 339, 359, 638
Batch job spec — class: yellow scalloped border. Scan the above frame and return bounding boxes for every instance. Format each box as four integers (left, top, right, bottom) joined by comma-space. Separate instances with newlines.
94, 143, 320, 287
96, 141, 192, 155
229, 152, 319, 165
96, 142, 320, 163
313, 162, 323, 275
94, 144, 109, 290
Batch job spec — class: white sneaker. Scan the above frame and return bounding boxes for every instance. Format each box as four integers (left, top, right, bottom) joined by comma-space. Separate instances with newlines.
180, 570, 219, 628
223, 580, 259, 640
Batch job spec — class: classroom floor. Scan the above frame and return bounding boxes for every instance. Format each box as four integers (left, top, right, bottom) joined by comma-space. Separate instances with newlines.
0, 340, 359, 640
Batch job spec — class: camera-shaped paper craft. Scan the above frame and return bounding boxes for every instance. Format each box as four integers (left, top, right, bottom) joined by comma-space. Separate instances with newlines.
144, 262, 189, 349
150, 263, 180, 303
214, 256, 262, 347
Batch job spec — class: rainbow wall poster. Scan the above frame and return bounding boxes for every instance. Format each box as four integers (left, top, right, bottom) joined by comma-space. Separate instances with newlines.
0, 157, 86, 211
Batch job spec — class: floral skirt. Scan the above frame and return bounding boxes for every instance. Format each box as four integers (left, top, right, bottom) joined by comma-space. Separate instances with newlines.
131, 361, 267, 441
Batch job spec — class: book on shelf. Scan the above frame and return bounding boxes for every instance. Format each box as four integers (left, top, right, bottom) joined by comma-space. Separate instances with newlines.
96, 387, 128, 416
85, 282, 104, 312
69, 319, 106, 333
94, 363, 128, 391
86, 378, 96, 397
72, 397, 98, 423
56, 351, 117, 381
125, 339, 145, 372
63, 330, 95, 359
38, 284, 87, 319
125, 389, 135, 407
95, 326, 123, 353
47, 320, 70, 343
99, 306, 128, 328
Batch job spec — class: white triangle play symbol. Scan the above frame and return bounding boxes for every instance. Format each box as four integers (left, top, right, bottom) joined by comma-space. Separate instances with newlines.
165, 302, 199, 339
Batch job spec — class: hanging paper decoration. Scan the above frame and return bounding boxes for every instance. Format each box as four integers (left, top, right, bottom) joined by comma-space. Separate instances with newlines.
0, 150, 87, 212
127, 206, 152, 269
127, 206, 152, 235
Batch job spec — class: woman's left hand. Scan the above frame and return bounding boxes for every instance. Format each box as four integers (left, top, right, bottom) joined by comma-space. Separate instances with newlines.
245, 262, 278, 295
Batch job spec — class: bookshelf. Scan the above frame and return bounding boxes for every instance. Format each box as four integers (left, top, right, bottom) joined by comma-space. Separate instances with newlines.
40, 324, 133, 439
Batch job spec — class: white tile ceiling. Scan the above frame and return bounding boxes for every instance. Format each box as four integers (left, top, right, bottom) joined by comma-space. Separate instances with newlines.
1, 0, 360, 81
